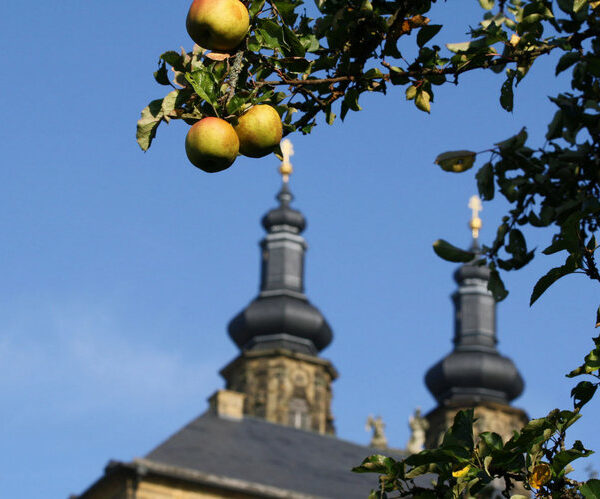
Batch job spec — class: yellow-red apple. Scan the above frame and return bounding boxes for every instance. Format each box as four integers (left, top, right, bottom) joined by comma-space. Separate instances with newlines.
185, 117, 239, 173
234, 105, 283, 158
186, 0, 250, 51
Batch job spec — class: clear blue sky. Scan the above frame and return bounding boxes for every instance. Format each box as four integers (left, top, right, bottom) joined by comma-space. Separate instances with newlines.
1, 2, 598, 497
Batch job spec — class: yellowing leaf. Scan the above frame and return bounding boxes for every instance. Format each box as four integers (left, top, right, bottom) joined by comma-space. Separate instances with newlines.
415, 90, 431, 113
529, 463, 552, 489
452, 464, 472, 478
434, 150, 476, 172
406, 85, 417, 100
205, 52, 231, 61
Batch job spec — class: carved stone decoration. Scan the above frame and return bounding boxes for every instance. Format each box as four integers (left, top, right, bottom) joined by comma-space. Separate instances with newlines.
365, 415, 388, 449
220, 348, 338, 435
407, 407, 429, 454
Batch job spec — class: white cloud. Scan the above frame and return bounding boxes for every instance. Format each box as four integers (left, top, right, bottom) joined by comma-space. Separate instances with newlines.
0, 300, 220, 423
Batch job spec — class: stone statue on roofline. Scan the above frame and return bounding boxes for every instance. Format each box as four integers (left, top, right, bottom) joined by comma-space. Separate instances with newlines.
366, 415, 388, 449
407, 407, 429, 454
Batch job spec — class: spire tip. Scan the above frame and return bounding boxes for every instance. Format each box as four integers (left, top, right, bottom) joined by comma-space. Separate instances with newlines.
468, 195, 482, 240
279, 139, 294, 183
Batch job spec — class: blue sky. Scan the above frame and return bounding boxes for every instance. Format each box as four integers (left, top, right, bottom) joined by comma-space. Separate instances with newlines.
1, 2, 598, 497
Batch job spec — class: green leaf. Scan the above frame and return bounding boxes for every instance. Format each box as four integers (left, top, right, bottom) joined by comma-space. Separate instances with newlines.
479, 432, 504, 451
352, 454, 397, 474
434, 150, 476, 173
446, 38, 489, 53
567, 340, 600, 377
325, 105, 336, 125
136, 99, 164, 151
581, 479, 600, 499
415, 90, 431, 113
160, 51, 184, 69
442, 409, 474, 451
406, 85, 417, 100
344, 88, 362, 112
282, 24, 306, 57
256, 19, 284, 52
495, 127, 528, 152
506, 229, 526, 257
553, 446, 593, 476
556, 52, 581, 75
226, 94, 248, 115
546, 110, 564, 140
249, 0, 266, 17
574, 0, 589, 13
530, 265, 574, 305
476, 162, 495, 200
433, 239, 475, 263
483, 455, 493, 475
364, 68, 384, 79
154, 61, 170, 86
300, 33, 320, 52
500, 77, 514, 112
557, 0, 575, 13
273, 0, 299, 24
417, 25, 442, 47
488, 268, 509, 301
571, 381, 598, 409
185, 70, 218, 112
479, 0, 495, 9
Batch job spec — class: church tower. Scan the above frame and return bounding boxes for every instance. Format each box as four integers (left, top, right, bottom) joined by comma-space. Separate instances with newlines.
424, 197, 527, 447
220, 142, 337, 434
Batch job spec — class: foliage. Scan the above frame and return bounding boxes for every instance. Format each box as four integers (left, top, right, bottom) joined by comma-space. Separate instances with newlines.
354, 336, 600, 498
138, 0, 562, 151
139, 0, 600, 496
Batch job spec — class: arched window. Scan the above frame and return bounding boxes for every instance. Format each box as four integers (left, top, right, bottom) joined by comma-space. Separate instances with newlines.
288, 398, 311, 430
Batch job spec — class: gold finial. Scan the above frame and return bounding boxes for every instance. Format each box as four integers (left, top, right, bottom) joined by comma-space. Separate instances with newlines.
279, 139, 294, 182
468, 195, 483, 239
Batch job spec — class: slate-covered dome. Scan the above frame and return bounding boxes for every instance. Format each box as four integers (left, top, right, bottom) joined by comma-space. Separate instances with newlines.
425, 255, 524, 406
228, 294, 333, 352
425, 348, 524, 405
261, 184, 306, 234
227, 180, 333, 356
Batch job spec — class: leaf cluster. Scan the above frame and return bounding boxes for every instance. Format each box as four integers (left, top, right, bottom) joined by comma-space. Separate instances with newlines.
353, 335, 600, 498
138, 0, 574, 150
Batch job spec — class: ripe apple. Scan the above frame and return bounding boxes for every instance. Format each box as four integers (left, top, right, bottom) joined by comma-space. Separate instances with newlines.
185, 117, 239, 173
234, 105, 283, 158
186, 0, 250, 52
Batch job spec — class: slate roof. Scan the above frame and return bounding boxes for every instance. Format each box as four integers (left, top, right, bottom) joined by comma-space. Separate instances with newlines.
142, 412, 407, 499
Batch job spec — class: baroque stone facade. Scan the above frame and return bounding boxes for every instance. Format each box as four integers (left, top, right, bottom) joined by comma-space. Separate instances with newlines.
220, 348, 337, 434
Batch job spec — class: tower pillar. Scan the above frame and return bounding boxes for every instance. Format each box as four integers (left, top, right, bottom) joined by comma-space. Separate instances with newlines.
223, 142, 337, 434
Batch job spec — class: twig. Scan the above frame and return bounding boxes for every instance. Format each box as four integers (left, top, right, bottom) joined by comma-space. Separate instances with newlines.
226, 49, 245, 104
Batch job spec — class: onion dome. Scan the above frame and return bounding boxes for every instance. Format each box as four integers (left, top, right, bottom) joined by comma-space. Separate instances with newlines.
228, 149, 332, 356
425, 196, 524, 405
261, 183, 306, 234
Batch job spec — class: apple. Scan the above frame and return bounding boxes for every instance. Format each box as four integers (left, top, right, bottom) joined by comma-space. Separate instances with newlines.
185, 117, 239, 173
186, 0, 250, 52
234, 105, 283, 158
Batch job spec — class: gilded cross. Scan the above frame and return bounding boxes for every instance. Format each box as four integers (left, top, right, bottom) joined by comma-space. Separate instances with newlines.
468, 195, 483, 239
279, 139, 294, 182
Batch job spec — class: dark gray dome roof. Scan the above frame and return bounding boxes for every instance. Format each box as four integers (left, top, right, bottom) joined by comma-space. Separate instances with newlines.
261, 184, 306, 234
425, 253, 524, 406
425, 350, 524, 405
453, 261, 490, 283
227, 181, 332, 356
228, 295, 333, 352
